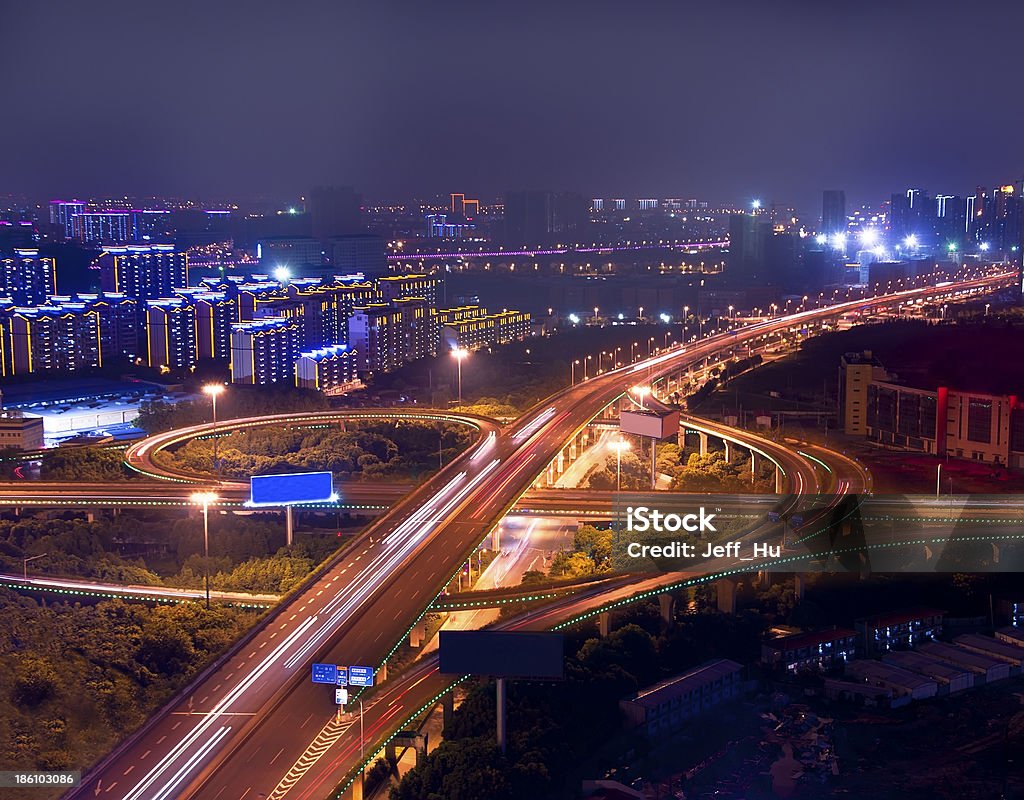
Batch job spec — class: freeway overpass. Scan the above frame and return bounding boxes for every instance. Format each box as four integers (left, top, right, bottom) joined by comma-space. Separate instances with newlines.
64, 268, 1016, 800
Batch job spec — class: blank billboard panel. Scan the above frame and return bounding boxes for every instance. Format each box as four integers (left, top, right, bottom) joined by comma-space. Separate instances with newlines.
621, 409, 680, 440
439, 631, 564, 678
250, 471, 335, 506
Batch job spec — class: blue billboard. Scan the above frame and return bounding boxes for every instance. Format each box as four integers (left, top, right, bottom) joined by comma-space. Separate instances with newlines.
250, 471, 336, 507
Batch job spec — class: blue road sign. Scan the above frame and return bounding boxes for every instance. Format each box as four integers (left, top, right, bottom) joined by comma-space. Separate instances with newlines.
349, 665, 374, 687
312, 663, 338, 685
336, 666, 348, 686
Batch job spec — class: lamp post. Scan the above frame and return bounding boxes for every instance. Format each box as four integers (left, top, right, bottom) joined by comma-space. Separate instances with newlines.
584, 355, 592, 380
632, 385, 651, 410
571, 359, 580, 385
203, 384, 225, 472
451, 348, 468, 408
23, 552, 47, 580
190, 491, 218, 608
609, 437, 631, 491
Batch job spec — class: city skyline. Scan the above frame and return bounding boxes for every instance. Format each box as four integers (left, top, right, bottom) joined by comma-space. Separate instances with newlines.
3, 1, 1024, 209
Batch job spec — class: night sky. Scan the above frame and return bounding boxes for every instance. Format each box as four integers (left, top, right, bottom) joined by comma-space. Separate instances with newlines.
3, 0, 1023, 210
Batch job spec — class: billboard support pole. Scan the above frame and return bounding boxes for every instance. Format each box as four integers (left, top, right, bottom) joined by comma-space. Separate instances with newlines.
496, 677, 507, 754
650, 436, 656, 490
286, 505, 294, 547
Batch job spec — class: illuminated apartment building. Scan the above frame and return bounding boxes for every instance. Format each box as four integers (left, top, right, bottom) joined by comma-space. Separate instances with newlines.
295, 344, 360, 394
230, 316, 302, 385
146, 297, 197, 371
99, 244, 188, 299
2, 248, 57, 304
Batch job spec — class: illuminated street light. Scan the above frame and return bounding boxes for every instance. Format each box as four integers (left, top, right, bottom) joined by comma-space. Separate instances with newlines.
632, 385, 651, 409
273, 265, 291, 284
190, 491, 219, 608
451, 348, 469, 407
203, 384, 225, 471
608, 437, 631, 491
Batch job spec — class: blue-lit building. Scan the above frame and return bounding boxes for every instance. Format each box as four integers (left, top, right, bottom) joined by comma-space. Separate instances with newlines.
2, 248, 56, 305
230, 316, 302, 385
145, 297, 197, 371
295, 344, 359, 394
100, 244, 189, 300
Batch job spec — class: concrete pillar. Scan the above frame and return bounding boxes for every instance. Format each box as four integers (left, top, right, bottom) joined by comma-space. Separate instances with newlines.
556, 452, 564, 475
724, 441, 732, 462
349, 772, 363, 800
598, 612, 611, 637
495, 678, 506, 754
698, 433, 709, 456
410, 618, 426, 648
285, 506, 295, 547
774, 466, 783, 494
491, 526, 501, 551
86, 510, 96, 523
658, 593, 675, 627
715, 578, 737, 614
377, 661, 387, 684
441, 691, 455, 731
794, 573, 805, 601
415, 733, 428, 765
992, 542, 1001, 564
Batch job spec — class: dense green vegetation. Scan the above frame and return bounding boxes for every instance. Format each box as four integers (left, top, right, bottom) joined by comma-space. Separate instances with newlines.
38, 447, 133, 481
0, 591, 258, 797
158, 419, 474, 480
585, 443, 777, 492
0, 513, 341, 594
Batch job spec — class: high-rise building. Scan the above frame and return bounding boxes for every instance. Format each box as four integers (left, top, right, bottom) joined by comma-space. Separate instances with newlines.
822, 190, 846, 234
2, 249, 56, 305
295, 344, 359, 394
48, 200, 85, 239
328, 233, 388, 277
257, 236, 324, 271
146, 297, 197, 371
348, 303, 407, 375
502, 191, 587, 246
439, 305, 532, 351
377, 273, 441, 307
72, 211, 131, 243
0, 293, 138, 376
129, 209, 172, 242
726, 212, 770, 285
310, 185, 361, 241
193, 291, 235, 361
230, 316, 302, 385
100, 244, 189, 299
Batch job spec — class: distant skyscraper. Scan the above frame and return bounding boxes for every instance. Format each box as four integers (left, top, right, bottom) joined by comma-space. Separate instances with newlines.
726, 212, 770, 285
328, 233, 387, 277
310, 185, 361, 241
48, 200, 85, 239
72, 211, 131, 243
503, 191, 586, 246
822, 190, 846, 234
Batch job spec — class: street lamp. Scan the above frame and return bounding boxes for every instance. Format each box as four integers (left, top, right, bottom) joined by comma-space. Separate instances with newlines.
23, 552, 47, 580
203, 384, 225, 472
632, 385, 651, 409
190, 491, 218, 608
571, 359, 580, 385
608, 438, 631, 491
451, 348, 468, 408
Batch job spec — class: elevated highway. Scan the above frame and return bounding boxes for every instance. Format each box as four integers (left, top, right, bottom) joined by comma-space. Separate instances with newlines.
64, 268, 1016, 800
